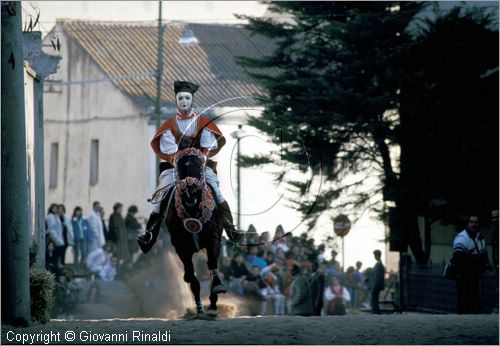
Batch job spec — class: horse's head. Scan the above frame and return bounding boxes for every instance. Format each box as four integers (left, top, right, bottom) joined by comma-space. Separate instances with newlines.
175, 148, 206, 208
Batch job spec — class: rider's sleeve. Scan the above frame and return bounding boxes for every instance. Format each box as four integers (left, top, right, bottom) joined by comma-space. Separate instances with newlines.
159, 130, 178, 155
200, 128, 218, 151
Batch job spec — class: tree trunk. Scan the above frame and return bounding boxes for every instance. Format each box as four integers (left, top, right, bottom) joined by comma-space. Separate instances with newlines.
373, 122, 427, 265
423, 217, 432, 264
1, 1, 31, 326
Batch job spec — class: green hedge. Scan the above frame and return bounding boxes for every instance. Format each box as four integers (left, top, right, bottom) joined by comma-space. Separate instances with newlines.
30, 268, 55, 323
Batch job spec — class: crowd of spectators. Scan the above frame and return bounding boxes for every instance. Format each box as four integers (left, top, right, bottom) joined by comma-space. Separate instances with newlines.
44, 202, 383, 318
218, 224, 383, 316
44, 201, 145, 319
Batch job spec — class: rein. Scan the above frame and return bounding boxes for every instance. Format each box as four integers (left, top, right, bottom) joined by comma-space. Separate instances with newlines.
174, 148, 215, 233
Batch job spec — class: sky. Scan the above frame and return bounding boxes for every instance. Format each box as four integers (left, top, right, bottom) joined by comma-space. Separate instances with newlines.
22, 1, 391, 270
22, 1, 268, 35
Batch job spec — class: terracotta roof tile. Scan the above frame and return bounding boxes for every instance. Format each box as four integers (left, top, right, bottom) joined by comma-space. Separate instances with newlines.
60, 21, 275, 109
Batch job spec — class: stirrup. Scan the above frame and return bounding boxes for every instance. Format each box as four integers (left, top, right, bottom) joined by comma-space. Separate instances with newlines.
137, 231, 152, 244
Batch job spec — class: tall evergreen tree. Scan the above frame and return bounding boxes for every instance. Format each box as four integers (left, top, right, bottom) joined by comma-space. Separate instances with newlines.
237, 1, 498, 264
399, 6, 499, 250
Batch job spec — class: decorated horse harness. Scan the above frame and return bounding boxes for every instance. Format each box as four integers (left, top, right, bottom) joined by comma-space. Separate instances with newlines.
174, 148, 216, 234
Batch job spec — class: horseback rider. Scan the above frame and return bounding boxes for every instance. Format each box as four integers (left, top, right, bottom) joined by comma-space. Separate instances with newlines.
137, 80, 241, 251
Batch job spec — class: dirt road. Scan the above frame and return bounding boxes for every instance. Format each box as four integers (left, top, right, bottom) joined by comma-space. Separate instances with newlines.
2, 313, 498, 345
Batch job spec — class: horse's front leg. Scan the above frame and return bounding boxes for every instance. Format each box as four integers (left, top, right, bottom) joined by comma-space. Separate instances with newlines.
205, 226, 226, 295
208, 292, 218, 316
179, 252, 204, 315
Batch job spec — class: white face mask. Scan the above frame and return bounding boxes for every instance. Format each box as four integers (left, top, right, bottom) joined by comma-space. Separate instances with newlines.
176, 92, 193, 114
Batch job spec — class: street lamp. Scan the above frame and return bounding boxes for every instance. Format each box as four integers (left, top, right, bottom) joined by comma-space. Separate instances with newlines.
231, 124, 244, 231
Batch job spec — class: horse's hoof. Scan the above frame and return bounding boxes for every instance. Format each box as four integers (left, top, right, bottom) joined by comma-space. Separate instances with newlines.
196, 304, 206, 315
207, 308, 218, 317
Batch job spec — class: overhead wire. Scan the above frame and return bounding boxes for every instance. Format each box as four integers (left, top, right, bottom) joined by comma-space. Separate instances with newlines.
28, 4, 499, 86
22, 5, 499, 35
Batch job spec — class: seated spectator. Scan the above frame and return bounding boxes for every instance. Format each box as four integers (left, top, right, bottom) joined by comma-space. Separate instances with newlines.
243, 265, 269, 314
100, 256, 118, 282
45, 240, 62, 278
86, 242, 114, 278
243, 265, 267, 299
230, 253, 250, 295
53, 270, 81, 320
219, 256, 233, 283
261, 269, 286, 315
265, 251, 276, 266
246, 246, 267, 270
87, 274, 100, 303
324, 276, 351, 315
287, 245, 302, 262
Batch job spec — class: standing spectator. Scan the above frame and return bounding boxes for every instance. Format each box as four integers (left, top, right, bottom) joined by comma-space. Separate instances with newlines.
125, 205, 142, 256
88, 201, 105, 254
491, 210, 499, 275
100, 206, 109, 242
71, 206, 90, 270
309, 261, 325, 316
260, 231, 272, 252
326, 259, 341, 283
324, 276, 351, 315
47, 203, 65, 265
271, 225, 290, 253
354, 261, 368, 308
370, 249, 385, 315
331, 250, 340, 267
289, 264, 313, 316
343, 266, 358, 307
316, 244, 326, 264
57, 204, 74, 266
108, 202, 128, 262
452, 215, 489, 314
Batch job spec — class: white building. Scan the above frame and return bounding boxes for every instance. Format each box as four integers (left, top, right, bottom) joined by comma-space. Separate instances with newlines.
42, 20, 280, 226
23, 31, 61, 266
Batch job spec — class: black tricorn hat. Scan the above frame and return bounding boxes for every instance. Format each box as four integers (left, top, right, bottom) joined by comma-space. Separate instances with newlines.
174, 80, 199, 95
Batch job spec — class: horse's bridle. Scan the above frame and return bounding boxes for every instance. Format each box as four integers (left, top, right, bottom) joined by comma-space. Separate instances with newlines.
174, 148, 215, 233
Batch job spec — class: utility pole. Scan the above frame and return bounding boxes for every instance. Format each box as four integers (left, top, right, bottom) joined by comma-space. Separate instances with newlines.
236, 125, 242, 230
1, 1, 31, 326
155, 0, 164, 184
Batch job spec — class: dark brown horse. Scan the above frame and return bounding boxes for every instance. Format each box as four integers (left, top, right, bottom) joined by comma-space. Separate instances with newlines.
164, 147, 226, 316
